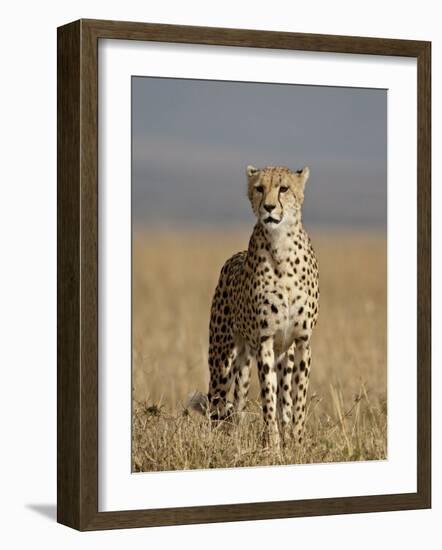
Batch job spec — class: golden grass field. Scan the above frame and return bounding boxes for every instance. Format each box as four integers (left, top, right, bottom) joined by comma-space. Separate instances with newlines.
132, 228, 387, 472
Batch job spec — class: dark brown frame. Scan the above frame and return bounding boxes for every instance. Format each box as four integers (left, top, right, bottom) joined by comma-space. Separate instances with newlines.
57, 18, 431, 531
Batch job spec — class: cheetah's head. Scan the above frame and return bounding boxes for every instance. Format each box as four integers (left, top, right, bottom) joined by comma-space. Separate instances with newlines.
246, 165, 310, 229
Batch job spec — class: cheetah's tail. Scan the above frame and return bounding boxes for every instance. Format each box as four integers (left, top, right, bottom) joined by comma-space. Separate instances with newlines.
186, 390, 209, 416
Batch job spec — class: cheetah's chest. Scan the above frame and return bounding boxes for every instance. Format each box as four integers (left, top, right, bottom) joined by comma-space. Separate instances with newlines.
263, 276, 311, 353
232, 227, 319, 353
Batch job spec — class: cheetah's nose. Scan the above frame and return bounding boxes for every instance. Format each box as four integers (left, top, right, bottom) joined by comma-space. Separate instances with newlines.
264, 204, 276, 213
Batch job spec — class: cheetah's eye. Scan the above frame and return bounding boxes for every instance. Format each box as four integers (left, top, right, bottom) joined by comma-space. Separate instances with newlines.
255, 185, 264, 193
279, 186, 289, 193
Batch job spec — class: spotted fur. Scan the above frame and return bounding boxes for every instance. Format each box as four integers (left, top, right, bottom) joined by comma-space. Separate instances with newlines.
199, 166, 319, 450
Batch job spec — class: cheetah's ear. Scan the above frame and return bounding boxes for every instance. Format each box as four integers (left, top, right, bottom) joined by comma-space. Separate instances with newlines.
296, 166, 310, 192
246, 165, 260, 178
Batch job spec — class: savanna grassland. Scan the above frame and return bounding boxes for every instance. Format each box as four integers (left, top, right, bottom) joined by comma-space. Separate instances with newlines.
132, 228, 387, 472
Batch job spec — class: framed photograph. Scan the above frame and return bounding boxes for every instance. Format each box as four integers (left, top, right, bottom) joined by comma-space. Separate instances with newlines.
57, 19, 431, 530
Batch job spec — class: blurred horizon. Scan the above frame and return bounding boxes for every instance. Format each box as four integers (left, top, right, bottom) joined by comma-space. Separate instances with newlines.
132, 77, 387, 230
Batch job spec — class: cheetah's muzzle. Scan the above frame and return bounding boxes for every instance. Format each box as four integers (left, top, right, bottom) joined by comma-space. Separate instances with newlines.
264, 216, 280, 224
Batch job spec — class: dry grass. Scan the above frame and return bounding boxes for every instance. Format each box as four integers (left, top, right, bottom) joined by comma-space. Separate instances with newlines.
132, 228, 387, 472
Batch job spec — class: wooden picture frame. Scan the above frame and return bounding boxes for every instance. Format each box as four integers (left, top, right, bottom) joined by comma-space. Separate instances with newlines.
57, 18, 431, 530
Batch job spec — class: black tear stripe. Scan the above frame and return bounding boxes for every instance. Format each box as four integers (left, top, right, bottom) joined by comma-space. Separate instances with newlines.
277, 193, 284, 213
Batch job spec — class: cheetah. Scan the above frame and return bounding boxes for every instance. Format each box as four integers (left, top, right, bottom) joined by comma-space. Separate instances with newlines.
193, 165, 319, 451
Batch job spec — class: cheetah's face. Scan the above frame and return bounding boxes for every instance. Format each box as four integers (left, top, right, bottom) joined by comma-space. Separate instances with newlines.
246, 165, 310, 228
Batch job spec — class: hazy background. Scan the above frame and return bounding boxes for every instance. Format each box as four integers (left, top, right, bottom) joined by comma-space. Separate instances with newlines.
132, 77, 387, 229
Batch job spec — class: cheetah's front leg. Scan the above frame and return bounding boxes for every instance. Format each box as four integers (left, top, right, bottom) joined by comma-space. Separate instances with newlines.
291, 341, 312, 444
232, 352, 252, 421
257, 338, 280, 451
277, 348, 295, 439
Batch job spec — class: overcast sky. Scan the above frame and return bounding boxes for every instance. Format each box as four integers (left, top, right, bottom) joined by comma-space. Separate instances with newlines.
132, 77, 387, 229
